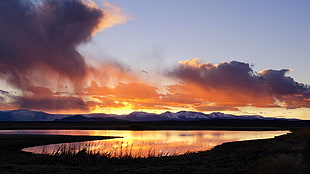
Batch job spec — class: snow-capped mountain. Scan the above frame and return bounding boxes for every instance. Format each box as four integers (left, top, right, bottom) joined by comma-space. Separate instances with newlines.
0, 110, 295, 122
124, 111, 266, 121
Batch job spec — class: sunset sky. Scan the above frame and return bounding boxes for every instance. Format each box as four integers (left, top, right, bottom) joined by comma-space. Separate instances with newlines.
0, 0, 309, 119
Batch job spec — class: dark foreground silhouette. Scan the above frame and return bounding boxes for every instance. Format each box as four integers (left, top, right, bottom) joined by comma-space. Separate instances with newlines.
0, 128, 309, 174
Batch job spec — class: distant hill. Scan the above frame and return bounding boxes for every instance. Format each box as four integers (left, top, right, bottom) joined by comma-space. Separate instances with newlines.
54, 115, 126, 122
0, 110, 66, 121
0, 110, 301, 122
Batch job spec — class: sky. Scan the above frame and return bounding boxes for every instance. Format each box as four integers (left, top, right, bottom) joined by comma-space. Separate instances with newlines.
0, 0, 309, 119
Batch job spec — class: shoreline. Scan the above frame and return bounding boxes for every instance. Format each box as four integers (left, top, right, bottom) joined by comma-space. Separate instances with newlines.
1, 120, 309, 131
0, 128, 309, 173
0, 134, 120, 152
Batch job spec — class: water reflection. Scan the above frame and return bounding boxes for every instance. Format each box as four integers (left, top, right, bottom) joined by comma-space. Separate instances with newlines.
0, 130, 289, 157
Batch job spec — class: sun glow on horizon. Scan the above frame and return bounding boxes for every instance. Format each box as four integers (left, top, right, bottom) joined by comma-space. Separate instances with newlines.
0, 1, 308, 120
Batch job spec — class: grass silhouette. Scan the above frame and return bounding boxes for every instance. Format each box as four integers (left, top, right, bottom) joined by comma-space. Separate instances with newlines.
0, 128, 309, 173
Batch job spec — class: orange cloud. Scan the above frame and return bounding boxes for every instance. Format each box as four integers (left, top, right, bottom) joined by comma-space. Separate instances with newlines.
84, 81, 166, 113
83, 0, 130, 35
168, 58, 310, 110
1, 57, 309, 115
0, 0, 308, 116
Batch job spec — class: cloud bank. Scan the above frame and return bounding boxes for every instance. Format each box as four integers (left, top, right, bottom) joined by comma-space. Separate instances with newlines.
0, 0, 129, 112
168, 58, 310, 110
0, 1, 308, 115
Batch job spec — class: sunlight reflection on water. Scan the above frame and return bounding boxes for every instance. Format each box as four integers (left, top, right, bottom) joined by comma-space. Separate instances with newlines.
0, 130, 289, 157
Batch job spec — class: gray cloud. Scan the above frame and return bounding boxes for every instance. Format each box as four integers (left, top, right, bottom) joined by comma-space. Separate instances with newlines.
261, 69, 308, 95
16, 96, 89, 112
170, 60, 263, 90
0, 0, 104, 89
169, 59, 310, 108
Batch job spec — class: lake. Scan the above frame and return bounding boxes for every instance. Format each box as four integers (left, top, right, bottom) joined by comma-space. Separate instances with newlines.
0, 130, 289, 157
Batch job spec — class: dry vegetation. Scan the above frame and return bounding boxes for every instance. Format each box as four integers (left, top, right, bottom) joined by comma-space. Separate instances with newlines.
0, 128, 309, 174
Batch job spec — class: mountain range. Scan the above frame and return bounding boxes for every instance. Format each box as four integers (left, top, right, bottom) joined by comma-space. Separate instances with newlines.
0, 110, 299, 122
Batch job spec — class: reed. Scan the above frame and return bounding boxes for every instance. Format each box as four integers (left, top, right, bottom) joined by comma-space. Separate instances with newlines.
40, 141, 181, 159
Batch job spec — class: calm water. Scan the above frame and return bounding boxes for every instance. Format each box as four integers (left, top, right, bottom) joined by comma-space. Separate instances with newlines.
0, 130, 289, 157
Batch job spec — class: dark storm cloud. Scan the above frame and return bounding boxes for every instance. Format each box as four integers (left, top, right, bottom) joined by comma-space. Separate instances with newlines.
16, 96, 89, 112
6, 86, 89, 112
0, 0, 104, 89
260, 69, 308, 95
170, 59, 263, 90
0, 89, 10, 96
0, 89, 19, 110
0, 89, 9, 102
169, 59, 310, 108
0, 89, 17, 102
